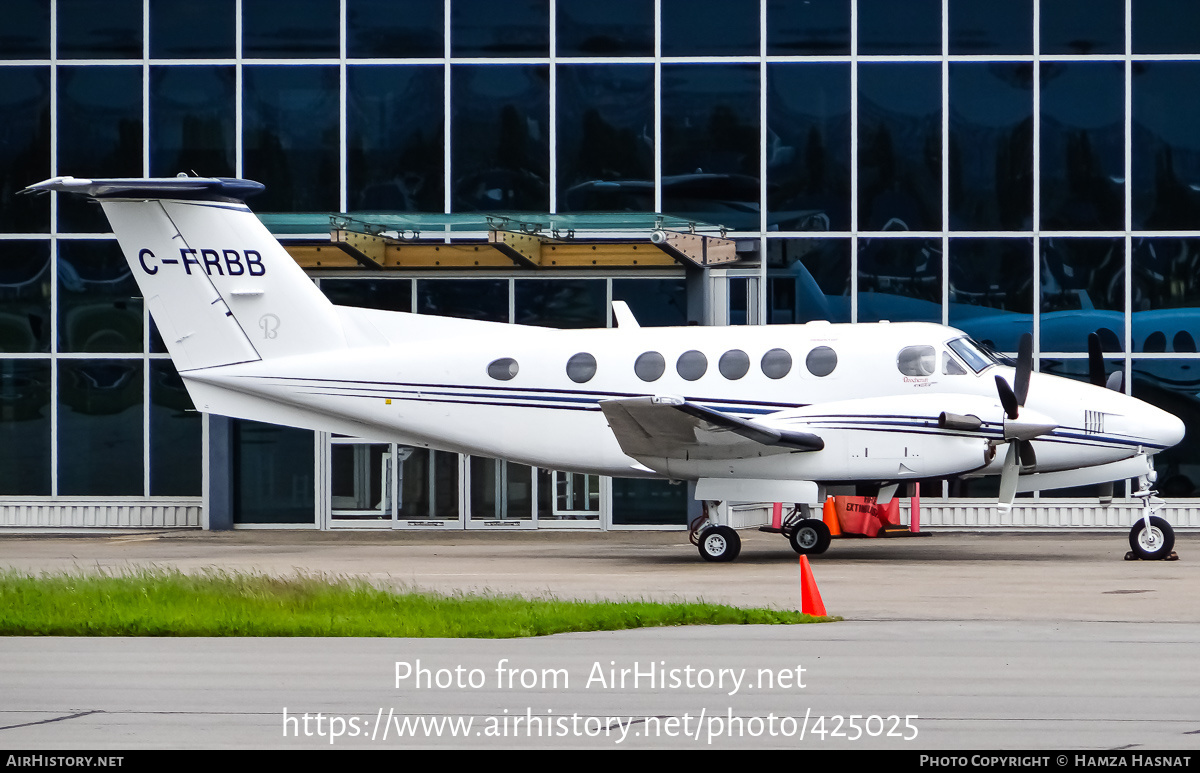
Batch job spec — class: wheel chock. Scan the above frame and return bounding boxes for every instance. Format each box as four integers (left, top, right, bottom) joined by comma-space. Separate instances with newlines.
1124, 550, 1179, 561
799, 555, 827, 616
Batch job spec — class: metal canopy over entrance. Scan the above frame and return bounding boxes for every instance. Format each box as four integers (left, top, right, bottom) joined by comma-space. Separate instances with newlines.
261, 211, 741, 270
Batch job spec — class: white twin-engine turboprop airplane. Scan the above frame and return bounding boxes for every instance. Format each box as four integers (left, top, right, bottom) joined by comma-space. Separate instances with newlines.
26, 176, 1187, 562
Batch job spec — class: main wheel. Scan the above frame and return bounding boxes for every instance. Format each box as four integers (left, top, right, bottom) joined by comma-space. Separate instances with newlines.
789, 518, 831, 555
698, 525, 741, 562
1129, 516, 1175, 560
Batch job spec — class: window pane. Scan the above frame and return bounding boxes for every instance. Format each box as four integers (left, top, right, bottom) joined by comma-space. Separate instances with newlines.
418, 279, 509, 322
949, 0, 1031, 55
0, 66, 50, 232
319, 278, 413, 312
662, 0, 758, 56
1040, 238, 1125, 352
57, 241, 143, 354
1133, 63, 1200, 231
1131, 239, 1200, 352
347, 65, 444, 212
347, 0, 444, 58
0, 241, 51, 353
661, 64, 760, 230
58, 359, 143, 496
612, 279, 686, 327
858, 0, 940, 55
1041, 0, 1122, 55
150, 360, 201, 495
243, 66, 339, 212
859, 64, 942, 231
150, 0, 235, 58
150, 66, 236, 178
857, 238, 942, 323
451, 65, 549, 212
557, 0, 653, 57
767, 238, 851, 324
768, 63, 851, 231
57, 67, 143, 233
2, 0, 50, 59
470, 458, 532, 521
767, 0, 849, 56
233, 420, 315, 524
0, 359, 50, 495
1131, 358, 1200, 497
398, 448, 460, 521
948, 238, 1033, 352
949, 63, 1033, 231
58, 0, 141, 59
1040, 62, 1124, 231
515, 279, 606, 328
1133, 0, 1200, 54
243, 0, 338, 58
557, 64, 654, 213
611, 478, 686, 526
453, 0, 548, 57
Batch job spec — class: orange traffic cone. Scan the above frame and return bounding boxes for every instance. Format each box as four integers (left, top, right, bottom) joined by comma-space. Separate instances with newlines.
822, 496, 842, 537
799, 555, 827, 617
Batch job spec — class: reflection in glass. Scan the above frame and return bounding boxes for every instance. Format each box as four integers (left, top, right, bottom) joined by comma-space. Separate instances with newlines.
1132, 63, 1200, 231
150, 360, 201, 495
949, 0, 1031, 54
857, 0, 940, 55
1039, 238, 1125, 352
470, 457, 533, 521
515, 279, 606, 328
243, 0, 338, 57
537, 469, 600, 521
331, 443, 389, 520
57, 241, 143, 354
57, 67, 143, 232
557, 65, 654, 212
856, 238, 941, 323
767, 0, 849, 55
611, 478, 686, 525
557, 0, 652, 56
347, 0, 443, 58
58, 0, 141, 59
3, 0, 50, 59
451, 65, 549, 212
662, 0, 758, 56
767, 238, 850, 324
612, 279, 686, 327
418, 279, 508, 322
858, 64, 941, 231
949, 63, 1033, 231
348, 65, 443, 212
1039, 63, 1123, 231
398, 448, 460, 521
0, 67, 50, 233
150, 66, 236, 178
661, 65, 759, 230
1132, 358, 1200, 498
1041, 0, 1122, 55
320, 278, 413, 312
768, 64, 851, 231
0, 360, 50, 495
243, 66, 339, 212
452, 0, 548, 57
233, 419, 314, 524
58, 359, 143, 496
0, 242, 50, 353
948, 239, 1033, 353
1130, 239, 1200, 353
150, 0, 235, 58
1133, 0, 1200, 54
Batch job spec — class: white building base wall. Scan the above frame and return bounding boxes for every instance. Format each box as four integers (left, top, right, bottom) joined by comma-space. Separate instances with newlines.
0, 501, 203, 528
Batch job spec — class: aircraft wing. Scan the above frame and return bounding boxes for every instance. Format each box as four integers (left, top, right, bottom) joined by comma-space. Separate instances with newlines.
599, 396, 823, 462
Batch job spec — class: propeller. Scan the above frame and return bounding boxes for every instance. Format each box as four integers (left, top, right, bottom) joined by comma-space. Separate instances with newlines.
995, 333, 1057, 511
1087, 332, 1125, 393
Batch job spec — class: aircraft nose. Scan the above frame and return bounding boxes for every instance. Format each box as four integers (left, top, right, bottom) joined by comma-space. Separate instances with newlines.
1147, 406, 1186, 450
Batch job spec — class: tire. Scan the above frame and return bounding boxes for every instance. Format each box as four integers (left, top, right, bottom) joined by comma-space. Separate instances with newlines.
698, 525, 741, 563
1129, 516, 1175, 560
789, 518, 831, 555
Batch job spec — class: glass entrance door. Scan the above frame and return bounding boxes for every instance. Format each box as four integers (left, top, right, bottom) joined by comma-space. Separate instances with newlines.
329, 440, 462, 528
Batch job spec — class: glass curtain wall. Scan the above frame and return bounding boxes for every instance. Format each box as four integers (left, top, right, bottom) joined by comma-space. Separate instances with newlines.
5, 1, 1200, 516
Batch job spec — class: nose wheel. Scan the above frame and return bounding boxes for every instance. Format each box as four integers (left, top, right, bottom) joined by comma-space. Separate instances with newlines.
1129, 515, 1174, 561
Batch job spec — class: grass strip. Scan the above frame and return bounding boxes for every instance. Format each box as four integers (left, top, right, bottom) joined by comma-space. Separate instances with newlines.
0, 568, 833, 637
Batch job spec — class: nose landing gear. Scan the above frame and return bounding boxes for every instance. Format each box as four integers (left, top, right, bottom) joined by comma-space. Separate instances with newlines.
1128, 472, 1176, 561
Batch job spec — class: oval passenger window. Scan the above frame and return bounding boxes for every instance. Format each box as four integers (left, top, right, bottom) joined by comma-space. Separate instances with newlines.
487, 357, 519, 381
566, 352, 597, 383
634, 351, 666, 382
676, 350, 708, 381
719, 349, 750, 380
760, 348, 792, 379
805, 346, 837, 377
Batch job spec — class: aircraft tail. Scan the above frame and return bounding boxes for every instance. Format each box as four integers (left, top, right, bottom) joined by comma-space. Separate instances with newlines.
25, 177, 346, 371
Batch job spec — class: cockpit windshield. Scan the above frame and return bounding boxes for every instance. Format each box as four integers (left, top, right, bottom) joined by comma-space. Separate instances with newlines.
947, 337, 1001, 373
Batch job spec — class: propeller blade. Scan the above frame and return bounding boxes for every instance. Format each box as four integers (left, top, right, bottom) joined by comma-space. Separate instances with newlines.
1087, 332, 1107, 387
1098, 481, 1114, 506
1106, 370, 1124, 393
1014, 332, 1033, 406
995, 375, 1019, 420
1017, 439, 1036, 472
997, 441, 1020, 510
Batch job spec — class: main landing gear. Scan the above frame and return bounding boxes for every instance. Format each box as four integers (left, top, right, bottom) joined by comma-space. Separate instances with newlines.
690, 501, 742, 562
1128, 472, 1175, 561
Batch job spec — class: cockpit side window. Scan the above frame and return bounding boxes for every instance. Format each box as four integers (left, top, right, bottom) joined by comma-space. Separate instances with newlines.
897, 345, 936, 376
943, 352, 967, 375
946, 337, 995, 373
